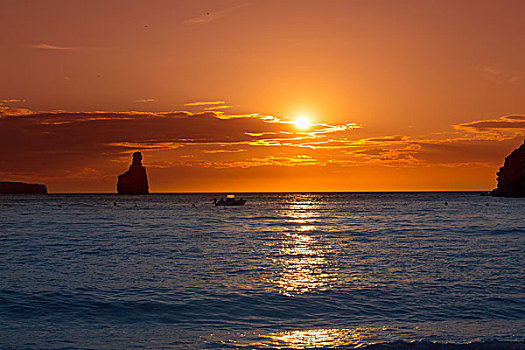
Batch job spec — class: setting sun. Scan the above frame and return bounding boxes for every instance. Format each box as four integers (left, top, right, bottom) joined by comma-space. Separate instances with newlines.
2, 2, 525, 349
295, 116, 311, 130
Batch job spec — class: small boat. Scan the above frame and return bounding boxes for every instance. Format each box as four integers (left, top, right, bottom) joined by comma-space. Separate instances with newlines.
213, 194, 246, 206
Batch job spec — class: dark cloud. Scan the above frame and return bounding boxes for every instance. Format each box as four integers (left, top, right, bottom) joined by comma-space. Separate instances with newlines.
0, 99, 25, 103
456, 115, 525, 131
0, 110, 354, 179
364, 135, 407, 142
0, 111, 281, 148
411, 135, 525, 165
3, 109, 523, 192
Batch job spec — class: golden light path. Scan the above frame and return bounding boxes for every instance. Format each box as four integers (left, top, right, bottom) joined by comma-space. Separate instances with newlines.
224, 326, 392, 348
224, 327, 372, 349
275, 195, 338, 296
220, 194, 379, 349
259, 195, 362, 348
259, 328, 365, 349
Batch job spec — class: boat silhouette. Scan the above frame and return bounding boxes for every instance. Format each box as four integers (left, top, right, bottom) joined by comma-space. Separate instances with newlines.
213, 194, 246, 206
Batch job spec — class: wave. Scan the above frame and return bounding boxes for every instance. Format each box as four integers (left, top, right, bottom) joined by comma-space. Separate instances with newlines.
220, 340, 525, 350
5, 341, 524, 350
361, 340, 525, 350
3, 287, 525, 326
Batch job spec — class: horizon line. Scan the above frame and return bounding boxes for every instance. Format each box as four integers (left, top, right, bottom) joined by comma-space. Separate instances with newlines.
23, 190, 492, 195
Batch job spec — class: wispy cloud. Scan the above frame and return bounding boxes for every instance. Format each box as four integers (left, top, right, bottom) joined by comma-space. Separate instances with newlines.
202, 149, 247, 154
0, 99, 25, 104
0, 104, 32, 117
204, 105, 231, 110
184, 101, 226, 106
27, 43, 102, 51
456, 115, 525, 132
221, 155, 320, 168
183, 3, 249, 25
184, 11, 227, 25
28, 43, 76, 50
481, 66, 524, 85
0, 99, 29, 116
135, 98, 157, 103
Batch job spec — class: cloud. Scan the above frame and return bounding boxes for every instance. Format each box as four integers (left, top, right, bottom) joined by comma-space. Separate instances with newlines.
2, 107, 523, 192
184, 11, 227, 25
135, 98, 156, 103
409, 135, 525, 165
183, 3, 249, 25
364, 135, 408, 142
183, 155, 320, 169
27, 43, 102, 51
202, 149, 247, 153
0, 99, 25, 104
0, 109, 358, 179
456, 115, 525, 132
204, 105, 231, 110
184, 101, 226, 106
0, 106, 33, 116
0, 99, 30, 117
27, 43, 76, 50
510, 74, 524, 84
481, 66, 524, 85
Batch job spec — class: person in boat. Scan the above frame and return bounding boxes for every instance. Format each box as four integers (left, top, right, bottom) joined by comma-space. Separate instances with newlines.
213, 198, 226, 205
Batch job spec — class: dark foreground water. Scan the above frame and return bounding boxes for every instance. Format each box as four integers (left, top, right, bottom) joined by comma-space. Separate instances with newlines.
0, 192, 524, 349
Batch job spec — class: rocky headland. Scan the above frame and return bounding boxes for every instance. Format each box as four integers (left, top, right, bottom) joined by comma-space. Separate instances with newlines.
491, 139, 525, 197
117, 152, 149, 195
0, 181, 48, 194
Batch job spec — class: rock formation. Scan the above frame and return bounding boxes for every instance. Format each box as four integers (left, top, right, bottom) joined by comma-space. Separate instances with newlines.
491, 139, 525, 197
117, 152, 149, 195
0, 181, 47, 194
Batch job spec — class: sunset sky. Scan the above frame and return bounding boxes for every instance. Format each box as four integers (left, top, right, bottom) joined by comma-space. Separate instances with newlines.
1, 0, 524, 192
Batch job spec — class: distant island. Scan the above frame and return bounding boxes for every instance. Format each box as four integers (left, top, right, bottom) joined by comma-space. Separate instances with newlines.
117, 151, 149, 195
491, 139, 525, 197
0, 181, 47, 194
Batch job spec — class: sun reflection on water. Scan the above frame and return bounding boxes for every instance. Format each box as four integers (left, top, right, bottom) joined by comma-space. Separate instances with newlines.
216, 327, 394, 349
255, 328, 365, 349
298, 225, 315, 232
274, 195, 339, 296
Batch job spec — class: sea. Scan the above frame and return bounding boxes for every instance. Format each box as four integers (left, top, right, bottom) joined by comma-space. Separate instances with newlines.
0, 192, 524, 349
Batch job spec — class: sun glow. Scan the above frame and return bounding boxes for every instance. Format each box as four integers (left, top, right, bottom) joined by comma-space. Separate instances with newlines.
295, 116, 311, 130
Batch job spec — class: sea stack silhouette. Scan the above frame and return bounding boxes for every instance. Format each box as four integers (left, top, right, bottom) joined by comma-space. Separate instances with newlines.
117, 152, 149, 195
0, 181, 47, 194
491, 139, 525, 197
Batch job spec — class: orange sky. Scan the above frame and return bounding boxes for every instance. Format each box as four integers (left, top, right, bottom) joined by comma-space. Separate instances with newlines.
1, 0, 524, 192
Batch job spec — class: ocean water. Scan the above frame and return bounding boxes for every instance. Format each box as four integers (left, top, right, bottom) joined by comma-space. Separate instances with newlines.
0, 192, 524, 349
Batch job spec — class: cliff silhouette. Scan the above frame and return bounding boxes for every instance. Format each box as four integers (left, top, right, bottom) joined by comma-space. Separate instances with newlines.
117, 152, 149, 195
0, 181, 47, 194
491, 139, 525, 197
